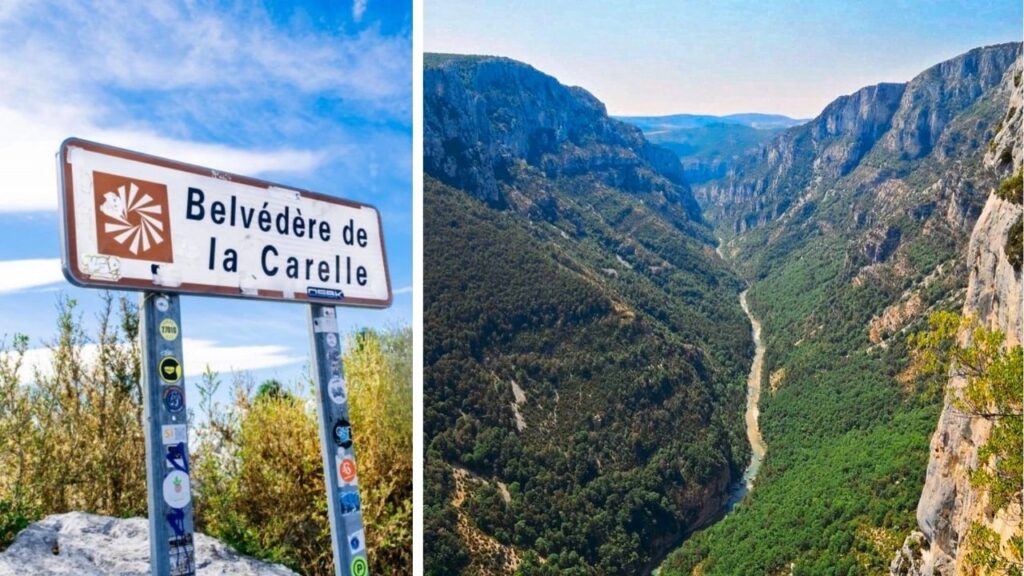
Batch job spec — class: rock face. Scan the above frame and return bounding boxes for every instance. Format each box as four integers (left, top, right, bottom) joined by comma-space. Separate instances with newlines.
891, 56, 1023, 576
423, 53, 700, 219
698, 43, 1021, 235
0, 512, 298, 576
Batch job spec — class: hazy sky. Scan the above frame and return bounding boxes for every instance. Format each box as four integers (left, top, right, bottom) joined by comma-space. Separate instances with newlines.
426, 0, 1023, 118
0, 0, 411, 394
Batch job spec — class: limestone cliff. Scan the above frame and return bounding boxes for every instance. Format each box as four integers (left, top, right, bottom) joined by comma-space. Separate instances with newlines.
423, 53, 701, 220
698, 43, 1020, 236
892, 56, 1023, 576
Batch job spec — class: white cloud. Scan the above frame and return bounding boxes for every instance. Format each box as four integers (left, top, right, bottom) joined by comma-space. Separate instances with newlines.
353, 0, 368, 23
8, 337, 303, 383
0, 258, 66, 293
0, 0, 410, 212
0, 107, 327, 212
393, 285, 412, 294
182, 338, 305, 376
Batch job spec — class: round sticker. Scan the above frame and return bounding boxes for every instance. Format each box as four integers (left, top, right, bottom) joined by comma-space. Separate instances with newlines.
162, 470, 191, 509
326, 333, 338, 348
155, 297, 170, 312
332, 419, 353, 449
327, 376, 347, 404
350, 556, 368, 576
159, 357, 182, 383
339, 458, 357, 483
163, 386, 185, 413
159, 319, 179, 341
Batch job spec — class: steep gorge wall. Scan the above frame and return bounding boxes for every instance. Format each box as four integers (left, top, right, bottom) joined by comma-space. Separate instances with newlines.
697, 43, 1021, 236
892, 57, 1023, 576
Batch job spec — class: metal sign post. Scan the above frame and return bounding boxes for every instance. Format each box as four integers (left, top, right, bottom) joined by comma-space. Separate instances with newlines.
141, 292, 195, 576
309, 304, 369, 576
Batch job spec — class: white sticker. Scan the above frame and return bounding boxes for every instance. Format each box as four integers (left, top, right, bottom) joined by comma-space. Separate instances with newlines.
162, 425, 187, 445
313, 309, 338, 333
155, 296, 170, 312
328, 376, 347, 404
163, 470, 191, 509
326, 333, 338, 348
348, 529, 366, 556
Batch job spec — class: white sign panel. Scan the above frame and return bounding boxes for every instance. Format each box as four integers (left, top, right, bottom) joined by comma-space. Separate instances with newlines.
58, 138, 392, 308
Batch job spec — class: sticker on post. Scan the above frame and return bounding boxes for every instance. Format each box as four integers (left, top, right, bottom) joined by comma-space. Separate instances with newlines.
351, 556, 369, 576
168, 534, 195, 576
349, 529, 366, 555
338, 458, 357, 486
327, 376, 347, 404
159, 356, 182, 383
163, 386, 186, 413
313, 309, 338, 333
162, 424, 187, 445
160, 318, 179, 341
163, 470, 191, 509
339, 489, 361, 515
325, 333, 338, 348
155, 296, 170, 312
332, 419, 352, 448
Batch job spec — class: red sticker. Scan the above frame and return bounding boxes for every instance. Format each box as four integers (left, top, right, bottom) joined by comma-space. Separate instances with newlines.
339, 458, 357, 483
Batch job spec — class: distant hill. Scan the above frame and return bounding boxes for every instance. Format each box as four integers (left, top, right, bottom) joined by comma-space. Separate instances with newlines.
618, 113, 806, 184
618, 112, 806, 132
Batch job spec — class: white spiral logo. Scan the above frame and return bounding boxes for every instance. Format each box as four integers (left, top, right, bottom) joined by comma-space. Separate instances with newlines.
99, 182, 165, 255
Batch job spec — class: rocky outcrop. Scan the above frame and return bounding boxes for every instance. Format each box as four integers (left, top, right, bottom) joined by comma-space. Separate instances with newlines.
0, 512, 297, 576
810, 82, 906, 177
869, 293, 924, 345
883, 44, 1020, 161
423, 54, 700, 219
892, 55, 1023, 576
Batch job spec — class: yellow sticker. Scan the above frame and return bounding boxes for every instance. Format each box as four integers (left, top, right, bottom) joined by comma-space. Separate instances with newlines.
160, 318, 179, 341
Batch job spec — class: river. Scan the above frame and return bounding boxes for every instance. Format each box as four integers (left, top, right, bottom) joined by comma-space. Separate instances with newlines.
723, 289, 768, 512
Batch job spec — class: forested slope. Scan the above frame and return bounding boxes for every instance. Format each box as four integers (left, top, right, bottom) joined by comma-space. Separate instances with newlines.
662, 42, 1022, 576
423, 54, 752, 574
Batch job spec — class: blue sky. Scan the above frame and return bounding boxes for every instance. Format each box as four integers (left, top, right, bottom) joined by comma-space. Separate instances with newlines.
0, 1, 410, 394
426, 0, 1023, 118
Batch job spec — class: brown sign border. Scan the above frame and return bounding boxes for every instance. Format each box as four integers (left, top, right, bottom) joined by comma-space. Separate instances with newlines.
58, 137, 393, 308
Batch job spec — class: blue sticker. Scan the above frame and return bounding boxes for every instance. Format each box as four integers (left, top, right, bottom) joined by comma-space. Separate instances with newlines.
308, 287, 344, 300
332, 419, 353, 449
163, 386, 185, 414
339, 490, 361, 514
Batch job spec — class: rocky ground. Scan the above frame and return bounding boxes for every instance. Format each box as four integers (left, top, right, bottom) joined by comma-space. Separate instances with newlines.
0, 512, 297, 575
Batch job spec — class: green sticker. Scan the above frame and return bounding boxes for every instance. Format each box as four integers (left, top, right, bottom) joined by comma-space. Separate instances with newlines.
351, 556, 368, 576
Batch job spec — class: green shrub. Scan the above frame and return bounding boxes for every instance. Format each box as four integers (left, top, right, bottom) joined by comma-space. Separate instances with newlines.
1007, 216, 1023, 272
193, 328, 412, 575
0, 294, 412, 575
997, 172, 1023, 205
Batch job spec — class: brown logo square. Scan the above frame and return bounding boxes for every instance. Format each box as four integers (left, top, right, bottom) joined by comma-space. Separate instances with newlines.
93, 171, 173, 263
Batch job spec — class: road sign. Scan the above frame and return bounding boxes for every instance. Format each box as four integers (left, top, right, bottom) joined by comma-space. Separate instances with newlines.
57, 138, 389, 576
58, 138, 392, 308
